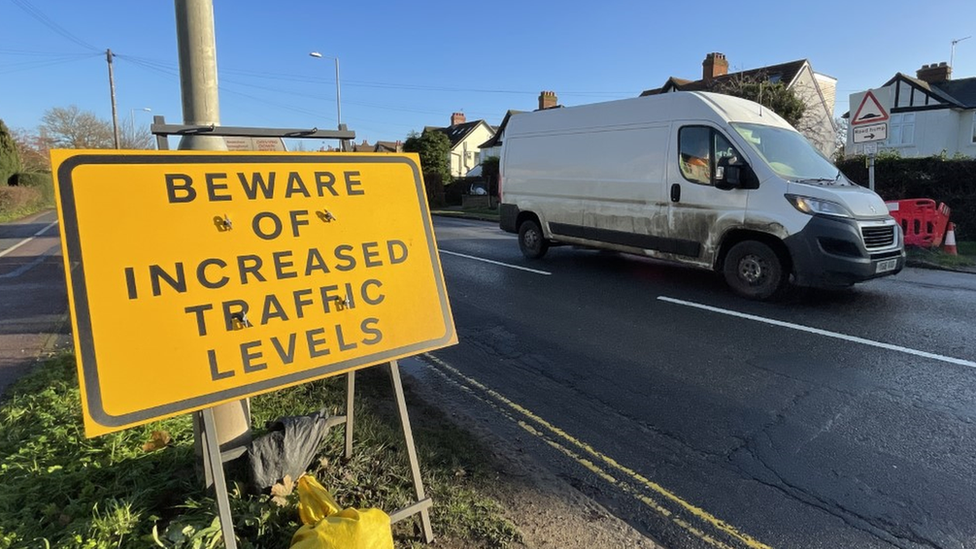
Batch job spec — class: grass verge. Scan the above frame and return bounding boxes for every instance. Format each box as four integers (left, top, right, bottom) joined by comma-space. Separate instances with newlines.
431, 208, 500, 223
906, 241, 976, 270
0, 354, 520, 548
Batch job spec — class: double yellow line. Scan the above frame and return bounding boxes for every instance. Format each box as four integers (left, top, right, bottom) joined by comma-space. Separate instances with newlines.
422, 353, 774, 549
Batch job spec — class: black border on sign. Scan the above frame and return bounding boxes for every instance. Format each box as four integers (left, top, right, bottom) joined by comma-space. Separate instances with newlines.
56, 153, 455, 430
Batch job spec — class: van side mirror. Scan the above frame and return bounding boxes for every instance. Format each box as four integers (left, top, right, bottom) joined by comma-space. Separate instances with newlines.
716, 157, 758, 190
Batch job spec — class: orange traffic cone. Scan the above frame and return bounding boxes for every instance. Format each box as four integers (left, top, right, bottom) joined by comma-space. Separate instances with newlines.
944, 222, 958, 255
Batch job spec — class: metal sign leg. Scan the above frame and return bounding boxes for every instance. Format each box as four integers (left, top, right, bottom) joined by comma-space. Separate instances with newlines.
200, 407, 239, 549
345, 370, 355, 460
388, 360, 434, 542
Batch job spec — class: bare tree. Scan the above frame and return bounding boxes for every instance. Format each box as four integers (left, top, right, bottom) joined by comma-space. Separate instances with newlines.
10, 127, 51, 172
40, 105, 114, 149
119, 119, 154, 150
833, 117, 849, 159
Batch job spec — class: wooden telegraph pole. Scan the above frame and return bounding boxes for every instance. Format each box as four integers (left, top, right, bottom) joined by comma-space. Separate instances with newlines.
106, 49, 120, 148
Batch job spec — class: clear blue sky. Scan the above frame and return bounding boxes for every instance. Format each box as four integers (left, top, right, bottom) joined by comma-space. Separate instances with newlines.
2, 0, 975, 150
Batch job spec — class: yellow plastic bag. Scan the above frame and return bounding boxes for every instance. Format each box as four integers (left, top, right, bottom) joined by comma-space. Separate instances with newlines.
290, 474, 394, 549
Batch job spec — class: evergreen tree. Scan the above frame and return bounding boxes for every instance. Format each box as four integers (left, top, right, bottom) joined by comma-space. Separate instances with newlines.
0, 119, 22, 185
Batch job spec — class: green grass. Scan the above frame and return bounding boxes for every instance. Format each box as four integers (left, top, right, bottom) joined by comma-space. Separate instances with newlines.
906, 240, 976, 269
0, 355, 520, 548
431, 209, 499, 222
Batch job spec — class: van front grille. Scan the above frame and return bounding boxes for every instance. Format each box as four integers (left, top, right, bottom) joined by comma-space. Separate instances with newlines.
862, 225, 895, 249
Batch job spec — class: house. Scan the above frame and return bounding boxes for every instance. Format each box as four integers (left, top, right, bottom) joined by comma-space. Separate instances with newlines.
640, 52, 839, 156
844, 62, 976, 158
425, 113, 495, 177
478, 91, 561, 162
346, 139, 403, 153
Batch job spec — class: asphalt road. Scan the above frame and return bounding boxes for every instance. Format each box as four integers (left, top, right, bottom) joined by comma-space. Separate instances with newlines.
417, 216, 976, 549
0, 210, 68, 395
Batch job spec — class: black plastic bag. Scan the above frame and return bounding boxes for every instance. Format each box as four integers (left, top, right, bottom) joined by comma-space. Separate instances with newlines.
247, 408, 340, 491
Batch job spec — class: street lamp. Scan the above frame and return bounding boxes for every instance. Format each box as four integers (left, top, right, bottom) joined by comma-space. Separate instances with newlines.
129, 107, 152, 129
125, 107, 153, 149
308, 51, 342, 129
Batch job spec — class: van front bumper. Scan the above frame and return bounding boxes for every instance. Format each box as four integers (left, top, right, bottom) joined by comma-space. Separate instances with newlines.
784, 215, 905, 288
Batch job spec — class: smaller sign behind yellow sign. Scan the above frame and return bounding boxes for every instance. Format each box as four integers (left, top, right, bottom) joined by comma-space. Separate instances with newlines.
51, 151, 456, 437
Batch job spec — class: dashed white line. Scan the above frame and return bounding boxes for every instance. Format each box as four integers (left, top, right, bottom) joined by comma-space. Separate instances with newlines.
658, 296, 976, 369
439, 249, 552, 276
0, 220, 59, 258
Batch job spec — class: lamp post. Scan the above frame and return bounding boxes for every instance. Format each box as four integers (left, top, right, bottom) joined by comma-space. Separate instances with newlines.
129, 107, 152, 129
308, 51, 342, 129
126, 107, 153, 149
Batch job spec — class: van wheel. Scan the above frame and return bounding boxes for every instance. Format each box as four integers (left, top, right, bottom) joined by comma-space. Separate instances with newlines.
723, 241, 787, 300
518, 220, 549, 259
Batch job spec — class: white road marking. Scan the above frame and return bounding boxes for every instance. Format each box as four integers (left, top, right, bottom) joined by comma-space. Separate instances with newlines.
0, 221, 59, 258
439, 249, 552, 276
658, 296, 976, 369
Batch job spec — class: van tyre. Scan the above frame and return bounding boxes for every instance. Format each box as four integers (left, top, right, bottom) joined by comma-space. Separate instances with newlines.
723, 241, 787, 300
518, 220, 549, 259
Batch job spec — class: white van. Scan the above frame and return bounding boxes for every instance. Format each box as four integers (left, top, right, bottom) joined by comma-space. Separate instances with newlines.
498, 92, 904, 299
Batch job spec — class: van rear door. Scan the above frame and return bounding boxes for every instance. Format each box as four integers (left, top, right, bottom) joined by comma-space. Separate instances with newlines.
503, 134, 581, 233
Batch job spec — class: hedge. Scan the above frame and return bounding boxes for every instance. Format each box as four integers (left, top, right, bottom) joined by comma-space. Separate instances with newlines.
837, 156, 976, 240
0, 185, 41, 218
8, 171, 54, 205
0, 172, 55, 221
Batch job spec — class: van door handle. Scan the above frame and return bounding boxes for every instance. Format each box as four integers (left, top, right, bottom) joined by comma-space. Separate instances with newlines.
670, 184, 681, 203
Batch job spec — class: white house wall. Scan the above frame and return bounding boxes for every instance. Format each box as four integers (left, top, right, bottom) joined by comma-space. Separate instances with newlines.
911, 109, 959, 156
955, 111, 976, 157
450, 123, 495, 177
791, 66, 836, 156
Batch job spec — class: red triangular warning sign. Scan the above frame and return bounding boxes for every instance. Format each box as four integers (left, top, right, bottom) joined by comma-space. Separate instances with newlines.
851, 90, 889, 126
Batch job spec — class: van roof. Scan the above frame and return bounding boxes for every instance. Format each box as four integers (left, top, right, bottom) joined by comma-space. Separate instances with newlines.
506, 92, 793, 135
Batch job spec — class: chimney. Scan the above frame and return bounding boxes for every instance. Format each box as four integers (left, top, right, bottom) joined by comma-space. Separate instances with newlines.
916, 62, 951, 83
451, 112, 466, 126
702, 52, 729, 82
538, 90, 558, 110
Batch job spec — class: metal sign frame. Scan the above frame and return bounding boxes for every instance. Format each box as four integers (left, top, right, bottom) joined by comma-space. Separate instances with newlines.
199, 362, 434, 547
54, 145, 449, 546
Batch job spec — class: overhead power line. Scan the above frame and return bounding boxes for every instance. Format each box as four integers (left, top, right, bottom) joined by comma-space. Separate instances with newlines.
10, 0, 101, 53
116, 54, 638, 98
0, 53, 101, 75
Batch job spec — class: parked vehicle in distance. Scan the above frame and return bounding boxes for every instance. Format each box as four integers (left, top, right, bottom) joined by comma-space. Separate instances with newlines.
498, 92, 905, 300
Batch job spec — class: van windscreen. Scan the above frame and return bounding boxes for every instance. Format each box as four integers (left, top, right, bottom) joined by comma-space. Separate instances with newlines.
731, 123, 851, 186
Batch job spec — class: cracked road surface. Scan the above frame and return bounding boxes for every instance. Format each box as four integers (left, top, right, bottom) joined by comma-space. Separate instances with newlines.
419, 217, 976, 549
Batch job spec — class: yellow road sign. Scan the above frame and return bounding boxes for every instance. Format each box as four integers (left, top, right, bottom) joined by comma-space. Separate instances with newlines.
52, 151, 456, 437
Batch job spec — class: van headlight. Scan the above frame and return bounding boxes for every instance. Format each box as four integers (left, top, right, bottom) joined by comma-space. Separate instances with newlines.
785, 194, 853, 218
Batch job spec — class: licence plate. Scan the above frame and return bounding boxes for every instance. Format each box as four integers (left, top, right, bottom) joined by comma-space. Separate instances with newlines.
875, 258, 899, 274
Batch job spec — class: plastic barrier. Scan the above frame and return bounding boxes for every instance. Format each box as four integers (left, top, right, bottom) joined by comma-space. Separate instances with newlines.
885, 199, 951, 247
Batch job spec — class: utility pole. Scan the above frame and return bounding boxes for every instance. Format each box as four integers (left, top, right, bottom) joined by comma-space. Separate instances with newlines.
175, 0, 228, 152
106, 49, 120, 149
174, 4, 242, 547
174, 0, 246, 475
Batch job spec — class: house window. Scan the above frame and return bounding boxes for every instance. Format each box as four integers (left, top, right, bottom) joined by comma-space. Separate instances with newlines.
887, 113, 915, 146
971, 112, 976, 144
